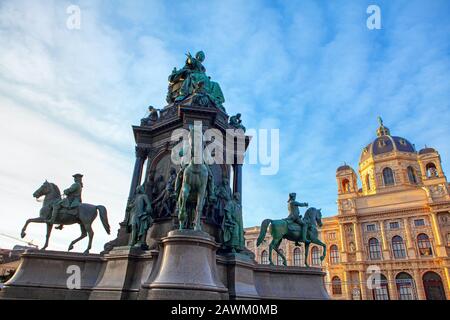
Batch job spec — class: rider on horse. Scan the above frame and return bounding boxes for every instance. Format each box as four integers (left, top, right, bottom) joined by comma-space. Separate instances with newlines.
285, 193, 309, 244
49, 173, 83, 225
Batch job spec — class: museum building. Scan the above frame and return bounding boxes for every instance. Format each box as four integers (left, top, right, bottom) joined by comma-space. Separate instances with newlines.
244, 120, 450, 300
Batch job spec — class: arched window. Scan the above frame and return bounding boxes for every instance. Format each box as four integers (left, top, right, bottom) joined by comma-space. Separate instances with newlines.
372, 274, 390, 300
368, 238, 382, 260
417, 233, 433, 256
342, 179, 350, 192
276, 249, 284, 266
330, 245, 340, 264
261, 250, 269, 264
426, 163, 438, 177
407, 166, 417, 184
392, 236, 406, 259
311, 246, 321, 266
396, 272, 416, 300
382, 167, 395, 186
293, 247, 303, 266
331, 276, 342, 295
365, 175, 371, 191
423, 271, 447, 300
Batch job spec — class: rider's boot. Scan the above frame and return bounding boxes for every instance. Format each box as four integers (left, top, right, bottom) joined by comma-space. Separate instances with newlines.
49, 206, 59, 224
301, 224, 310, 244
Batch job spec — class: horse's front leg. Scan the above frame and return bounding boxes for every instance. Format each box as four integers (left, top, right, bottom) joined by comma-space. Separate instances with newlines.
194, 188, 206, 232
21, 217, 46, 238
312, 238, 327, 261
179, 184, 190, 230
41, 223, 53, 250
304, 242, 310, 267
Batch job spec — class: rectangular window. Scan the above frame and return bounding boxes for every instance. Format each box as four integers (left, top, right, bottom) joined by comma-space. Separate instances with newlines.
367, 224, 376, 232
328, 232, 336, 240
389, 222, 399, 229
414, 219, 425, 227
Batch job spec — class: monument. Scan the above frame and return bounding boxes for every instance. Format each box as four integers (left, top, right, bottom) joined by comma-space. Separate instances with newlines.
0, 51, 329, 300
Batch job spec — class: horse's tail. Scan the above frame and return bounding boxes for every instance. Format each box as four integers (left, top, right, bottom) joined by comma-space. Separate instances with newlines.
97, 205, 111, 234
257, 219, 272, 246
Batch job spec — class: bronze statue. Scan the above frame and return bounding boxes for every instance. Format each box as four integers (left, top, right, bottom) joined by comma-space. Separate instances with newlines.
256, 205, 326, 267
222, 192, 245, 253
141, 106, 160, 126
49, 173, 83, 225
166, 51, 225, 111
127, 185, 153, 248
21, 179, 110, 254
285, 193, 308, 244
214, 176, 232, 224
153, 168, 178, 218
176, 125, 210, 231
229, 113, 246, 132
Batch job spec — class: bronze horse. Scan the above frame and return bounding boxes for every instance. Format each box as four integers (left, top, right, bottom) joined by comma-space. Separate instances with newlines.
177, 125, 209, 231
20, 181, 110, 254
257, 207, 326, 267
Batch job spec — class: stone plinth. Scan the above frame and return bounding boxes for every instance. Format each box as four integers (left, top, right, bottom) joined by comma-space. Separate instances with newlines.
253, 265, 329, 300
138, 229, 228, 300
89, 246, 158, 300
0, 250, 104, 300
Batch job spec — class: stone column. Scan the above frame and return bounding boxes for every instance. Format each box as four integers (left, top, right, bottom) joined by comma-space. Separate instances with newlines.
387, 270, 398, 300
443, 267, 450, 298
343, 271, 352, 300
232, 164, 242, 204
430, 212, 445, 257
379, 220, 390, 260
413, 269, 426, 300
128, 146, 148, 200
338, 224, 347, 263
403, 218, 416, 258
353, 223, 363, 261
358, 271, 368, 300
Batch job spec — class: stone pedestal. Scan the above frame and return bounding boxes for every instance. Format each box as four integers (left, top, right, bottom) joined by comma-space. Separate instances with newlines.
139, 230, 228, 300
218, 254, 259, 300
90, 246, 158, 300
0, 250, 104, 300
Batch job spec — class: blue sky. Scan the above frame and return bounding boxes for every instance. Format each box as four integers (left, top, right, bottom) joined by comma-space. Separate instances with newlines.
0, 0, 449, 252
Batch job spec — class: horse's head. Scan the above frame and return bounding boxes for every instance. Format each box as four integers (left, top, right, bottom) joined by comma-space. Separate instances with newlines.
33, 180, 51, 199
33, 181, 61, 202
315, 208, 323, 227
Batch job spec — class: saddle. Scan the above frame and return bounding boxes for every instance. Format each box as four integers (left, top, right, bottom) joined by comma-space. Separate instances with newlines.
284, 219, 302, 232
59, 207, 79, 217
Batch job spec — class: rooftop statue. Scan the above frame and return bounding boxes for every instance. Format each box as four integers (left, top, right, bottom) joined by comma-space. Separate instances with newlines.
256, 193, 326, 266
166, 51, 225, 112
20, 176, 110, 254
141, 106, 160, 126
229, 113, 246, 132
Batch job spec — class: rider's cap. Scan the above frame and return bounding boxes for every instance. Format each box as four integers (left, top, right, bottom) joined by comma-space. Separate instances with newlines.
73, 173, 83, 179
288, 192, 296, 201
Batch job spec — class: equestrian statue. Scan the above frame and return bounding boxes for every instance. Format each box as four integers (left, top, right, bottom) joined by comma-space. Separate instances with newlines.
175, 124, 215, 231
256, 192, 326, 266
20, 174, 110, 254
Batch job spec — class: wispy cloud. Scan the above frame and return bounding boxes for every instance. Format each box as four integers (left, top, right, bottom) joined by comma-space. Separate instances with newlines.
1, 0, 449, 250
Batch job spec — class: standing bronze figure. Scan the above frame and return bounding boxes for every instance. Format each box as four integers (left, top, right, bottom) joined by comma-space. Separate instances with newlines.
127, 185, 153, 248
20, 178, 110, 254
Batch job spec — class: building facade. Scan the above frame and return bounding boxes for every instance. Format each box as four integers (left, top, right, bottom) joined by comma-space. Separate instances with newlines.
244, 120, 450, 300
